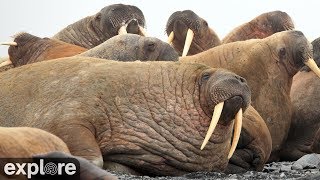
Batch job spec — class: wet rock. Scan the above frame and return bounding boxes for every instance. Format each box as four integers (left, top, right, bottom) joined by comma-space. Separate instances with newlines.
292, 153, 320, 170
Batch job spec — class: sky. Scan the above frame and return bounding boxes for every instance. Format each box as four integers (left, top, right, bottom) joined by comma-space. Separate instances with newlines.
0, 0, 319, 57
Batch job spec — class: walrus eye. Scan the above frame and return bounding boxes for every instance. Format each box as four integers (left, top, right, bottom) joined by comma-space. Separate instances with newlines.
146, 42, 156, 52
200, 72, 211, 84
279, 47, 286, 59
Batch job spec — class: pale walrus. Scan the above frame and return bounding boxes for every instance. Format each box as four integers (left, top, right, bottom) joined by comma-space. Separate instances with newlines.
0, 33, 178, 71
280, 37, 320, 161
166, 10, 221, 56
222, 10, 294, 44
180, 30, 320, 162
0, 57, 251, 176
53, 4, 146, 48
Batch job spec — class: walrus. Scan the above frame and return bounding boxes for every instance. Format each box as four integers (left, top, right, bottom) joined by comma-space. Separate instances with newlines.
0, 32, 86, 68
166, 10, 221, 56
32, 152, 118, 180
180, 30, 320, 162
280, 37, 320, 161
53, 4, 146, 48
79, 34, 179, 61
0, 127, 70, 158
222, 10, 294, 44
0, 57, 251, 176
0, 33, 178, 71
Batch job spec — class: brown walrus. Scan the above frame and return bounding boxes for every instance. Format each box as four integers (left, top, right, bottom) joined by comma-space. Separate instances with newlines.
166, 10, 221, 56
280, 37, 320, 161
53, 4, 146, 48
222, 10, 294, 44
1, 32, 86, 68
180, 30, 320, 162
0, 127, 70, 158
0, 57, 251, 176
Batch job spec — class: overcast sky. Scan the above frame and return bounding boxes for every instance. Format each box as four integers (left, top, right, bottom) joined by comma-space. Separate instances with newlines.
1, 0, 319, 57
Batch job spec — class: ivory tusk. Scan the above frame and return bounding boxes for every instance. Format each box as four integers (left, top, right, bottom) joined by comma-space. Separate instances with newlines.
228, 108, 243, 159
1, 42, 17, 46
167, 31, 174, 45
200, 102, 224, 150
305, 58, 320, 78
118, 25, 128, 35
182, 29, 194, 57
0, 59, 12, 67
139, 26, 147, 36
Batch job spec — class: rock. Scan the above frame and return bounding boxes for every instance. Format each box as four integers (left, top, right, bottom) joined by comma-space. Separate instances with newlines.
292, 153, 320, 170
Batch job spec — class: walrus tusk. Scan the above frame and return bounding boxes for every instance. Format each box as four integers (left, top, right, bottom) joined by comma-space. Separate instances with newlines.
1, 42, 17, 46
0, 59, 12, 67
182, 29, 194, 57
305, 58, 320, 78
200, 101, 224, 150
139, 26, 147, 36
167, 31, 174, 45
228, 108, 243, 159
118, 25, 128, 35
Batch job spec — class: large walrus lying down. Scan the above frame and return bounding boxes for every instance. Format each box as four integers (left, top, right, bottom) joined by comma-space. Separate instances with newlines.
222, 10, 295, 44
280, 37, 320, 161
180, 30, 320, 162
0, 33, 178, 71
0, 57, 251, 176
53, 4, 146, 48
166, 10, 221, 56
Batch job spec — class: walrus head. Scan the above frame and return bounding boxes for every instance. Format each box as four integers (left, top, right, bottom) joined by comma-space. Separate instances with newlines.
266, 30, 320, 78
300, 37, 320, 72
95, 4, 146, 37
166, 10, 221, 56
252, 11, 295, 37
1, 32, 86, 67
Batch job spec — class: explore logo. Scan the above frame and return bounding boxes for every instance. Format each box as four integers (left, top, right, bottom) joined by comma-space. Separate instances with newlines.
1, 157, 80, 179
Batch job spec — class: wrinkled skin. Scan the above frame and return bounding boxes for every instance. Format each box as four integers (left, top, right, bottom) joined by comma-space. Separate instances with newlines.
80, 34, 179, 61
33, 152, 118, 180
222, 10, 294, 44
280, 37, 320, 161
0, 57, 251, 176
8, 32, 86, 67
225, 106, 272, 173
166, 10, 221, 56
181, 30, 314, 162
53, 4, 146, 48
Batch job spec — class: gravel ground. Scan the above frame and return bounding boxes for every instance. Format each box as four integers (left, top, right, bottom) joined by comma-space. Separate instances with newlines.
114, 161, 320, 180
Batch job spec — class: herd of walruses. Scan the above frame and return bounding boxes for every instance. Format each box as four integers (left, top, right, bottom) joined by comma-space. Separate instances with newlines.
0, 3, 320, 179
